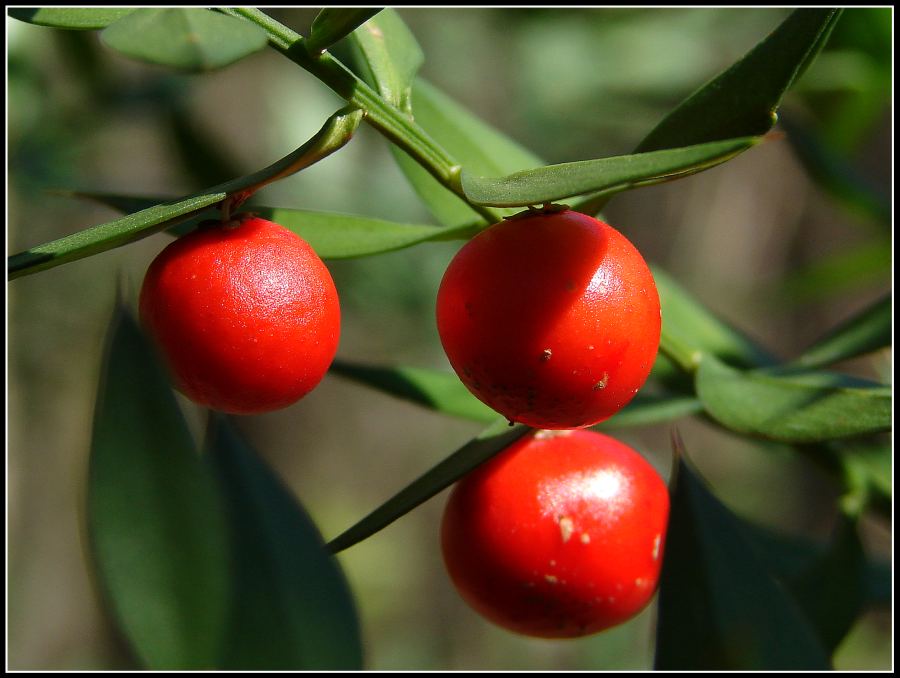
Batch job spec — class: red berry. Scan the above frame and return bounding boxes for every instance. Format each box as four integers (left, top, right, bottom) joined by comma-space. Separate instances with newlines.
436, 209, 660, 429
139, 217, 340, 414
441, 429, 669, 638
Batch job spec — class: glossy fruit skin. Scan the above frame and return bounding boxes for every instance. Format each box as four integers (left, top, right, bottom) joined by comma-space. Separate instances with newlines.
139, 217, 340, 414
436, 209, 660, 429
441, 429, 669, 638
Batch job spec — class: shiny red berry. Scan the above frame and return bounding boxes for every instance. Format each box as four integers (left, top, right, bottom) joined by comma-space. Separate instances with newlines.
441, 429, 670, 638
139, 216, 340, 414
436, 209, 661, 429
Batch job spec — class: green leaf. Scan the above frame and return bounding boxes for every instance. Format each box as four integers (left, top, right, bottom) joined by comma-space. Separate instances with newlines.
8, 192, 226, 280
595, 394, 703, 430
461, 137, 757, 207
327, 419, 531, 553
637, 9, 842, 152
741, 519, 892, 608
695, 355, 891, 443
654, 266, 778, 372
329, 359, 496, 423
655, 449, 831, 669
779, 237, 891, 304
838, 439, 892, 508
391, 78, 544, 226
88, 305, 230, 669
307, 8, 384, 55
9, 7, 135, 30
348, 8, 421, 110
262, 208, 474, 259
205, 414, 363, 670
9, 107, 364, 280
53, 192, 476, 260
787, 514, 866, 653
780, 114, 890, 227
792, 294, 891, 369
100, 8, 268, 72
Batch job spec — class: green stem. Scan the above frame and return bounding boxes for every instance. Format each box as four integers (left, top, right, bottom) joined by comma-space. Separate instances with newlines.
221, 7, 501, 225
658, 328, 704, 375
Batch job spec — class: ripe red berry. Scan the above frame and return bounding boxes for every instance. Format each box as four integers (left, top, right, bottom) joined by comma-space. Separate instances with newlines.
139, 216, 340, 414
436, 208, 660, 429
441, 429, 669, 638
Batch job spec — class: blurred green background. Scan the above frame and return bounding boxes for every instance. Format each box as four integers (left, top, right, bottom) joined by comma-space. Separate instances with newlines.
7, 7, 892, 670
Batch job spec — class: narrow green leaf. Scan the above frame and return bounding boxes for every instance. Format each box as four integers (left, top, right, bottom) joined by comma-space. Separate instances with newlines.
205, 414, 363, 670
391, 78, 544, 226
8, 192, 226, 280
327, 419, 531, 554
263, 208, 474, 258
695, 356, 891, 443
100, 8, 268, 72
88, 305, 230, 669
349, 8, 423, 110
787, 514, 866, 653
655, 449, 831, 670
330, 359, 496, 423
307, 8, 384, 55
637, 9, 842, 152
779, 237, 891, 304
9, 7, 135, 30
9, 107, 364, 280
573, 9, 842, 217
780, 115, 890, 227
54, 192, 477, 259
792, 294, 891, 369
595, 394, 703, 430
654, 266, 778, 371
461, 137, 757, 208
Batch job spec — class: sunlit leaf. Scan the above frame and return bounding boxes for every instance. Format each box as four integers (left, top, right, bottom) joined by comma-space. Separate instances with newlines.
327, 419, 530, 553
9, 7, 135, 30
695, 355, 891, 442
392, 78, 543, 226
461, 137, 756, 207
307, 8, 384, 55
205, 415, 363, 670
348, 8, 422, 110
100, 8, 268, 72
88, 305, 230, 669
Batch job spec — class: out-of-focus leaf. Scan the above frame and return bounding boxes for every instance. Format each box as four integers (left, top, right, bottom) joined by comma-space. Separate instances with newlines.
779, 237, 891, 304
327, 419, 531, 553
655, 447, 830, 669
9, 7, 135, 29
781, 115, 890, 227
205, 415, 363, 670
793, 294, 891, 369
654, 266, 778, 371
637, 9, 842, 152
307, 8, 384, 55
262, 208, 473, 258
695, 355, 891, 443
461, 137, 756, 207
787, 514, 866, 653
88, 305, 230, 669
330, 360, 496, 423
391, 78, 544, 227
100, 8, 268, 72
838, 439, 892, 507
741, 519, 892, 608
348, 8, 421, 110
595, 394, 703, 430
